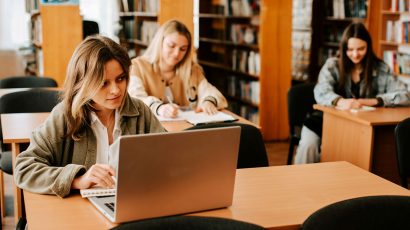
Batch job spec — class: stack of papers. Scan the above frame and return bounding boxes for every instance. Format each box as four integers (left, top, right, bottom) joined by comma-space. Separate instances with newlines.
156, 111, 237, 125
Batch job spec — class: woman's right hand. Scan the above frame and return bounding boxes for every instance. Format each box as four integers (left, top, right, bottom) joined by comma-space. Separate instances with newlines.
336, 98, 362, 110
158, 103, 179, 118
71, 164, 116, 189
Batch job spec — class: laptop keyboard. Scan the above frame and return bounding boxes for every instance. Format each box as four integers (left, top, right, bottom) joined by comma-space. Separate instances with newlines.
105, 202, 115, 212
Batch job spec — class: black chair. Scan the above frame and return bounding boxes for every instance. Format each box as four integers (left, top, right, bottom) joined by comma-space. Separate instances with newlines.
395, 117, 410, 188
0, 89, 61, 222
301, 195, 410, 230
83, 20, 99, 39
286, 83, 316, 165
186, 123, 269, 168
0, 76, 57, 88
111, 216, 265, 230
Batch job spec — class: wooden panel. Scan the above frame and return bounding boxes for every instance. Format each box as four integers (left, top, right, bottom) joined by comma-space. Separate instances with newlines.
259, 0, 292, 140
321, 112, 374, 170
372, 126, 401, 184
40, 5, 82, 87
158, 0, 194, 34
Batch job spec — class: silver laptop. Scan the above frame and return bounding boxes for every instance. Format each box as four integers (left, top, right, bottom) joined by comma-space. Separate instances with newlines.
88, 126, 241, 223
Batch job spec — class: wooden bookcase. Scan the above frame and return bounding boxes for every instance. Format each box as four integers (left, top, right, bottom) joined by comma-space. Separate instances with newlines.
194, 0, 291, 140
27, 0, 82, 86
377, 0, 410, 85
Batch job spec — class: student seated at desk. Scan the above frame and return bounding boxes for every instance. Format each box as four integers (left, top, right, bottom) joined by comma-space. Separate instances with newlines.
14, 35, 165, 198
295, 22, 410, 165
128, 19, 227, 118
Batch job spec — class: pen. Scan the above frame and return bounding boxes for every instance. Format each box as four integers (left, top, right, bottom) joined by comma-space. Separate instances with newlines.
167, 96, 174, 106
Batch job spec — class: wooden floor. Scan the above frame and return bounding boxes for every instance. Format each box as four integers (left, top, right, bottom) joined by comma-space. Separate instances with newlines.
1, 141, 290, 229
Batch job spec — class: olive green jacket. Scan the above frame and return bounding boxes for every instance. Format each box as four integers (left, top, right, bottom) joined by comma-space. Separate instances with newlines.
14, 95, 166, 198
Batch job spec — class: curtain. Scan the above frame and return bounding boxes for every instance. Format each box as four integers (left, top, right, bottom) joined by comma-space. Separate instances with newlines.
0, 0, 30, 49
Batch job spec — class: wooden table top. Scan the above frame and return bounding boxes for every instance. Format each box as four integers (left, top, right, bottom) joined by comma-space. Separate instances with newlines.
24, 162, 410, 229
1, 109, 257, 144
314, 104, 410, 126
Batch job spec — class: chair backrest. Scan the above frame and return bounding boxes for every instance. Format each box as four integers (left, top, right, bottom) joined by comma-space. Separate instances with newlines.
0, 89, 61, 141
83, 20, 99, 39
287, 83, 316, 136
186, 123, 269, 168
301, 195, 410, 230
0, 76, 58, 88
395, 117, 410, 188
111, 216, 266, 230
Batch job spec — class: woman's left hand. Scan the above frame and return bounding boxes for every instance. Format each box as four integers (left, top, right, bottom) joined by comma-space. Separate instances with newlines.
197, 101, 218, 115
357, 98, 379, 107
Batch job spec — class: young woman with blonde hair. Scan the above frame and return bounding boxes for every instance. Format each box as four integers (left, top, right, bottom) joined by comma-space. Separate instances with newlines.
128, 19, 227, 118
14, 35, 165, 198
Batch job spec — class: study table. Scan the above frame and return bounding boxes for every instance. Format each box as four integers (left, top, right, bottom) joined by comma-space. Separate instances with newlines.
314, 104, 410, 185
0, 109, 255, 224
23, 161, 410, 229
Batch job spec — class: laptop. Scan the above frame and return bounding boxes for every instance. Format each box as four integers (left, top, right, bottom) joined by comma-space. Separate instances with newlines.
88, 126, 241, 223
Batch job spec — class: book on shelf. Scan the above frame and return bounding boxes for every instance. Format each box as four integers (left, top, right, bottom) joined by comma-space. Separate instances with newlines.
329, 0, 368, 19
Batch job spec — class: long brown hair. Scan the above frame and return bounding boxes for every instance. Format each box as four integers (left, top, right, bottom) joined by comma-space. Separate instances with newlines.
62, 35, 131, 140
337, 22, 382, 97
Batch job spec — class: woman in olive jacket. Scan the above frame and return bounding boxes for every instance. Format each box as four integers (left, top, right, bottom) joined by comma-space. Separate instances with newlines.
14, 35, 165, 198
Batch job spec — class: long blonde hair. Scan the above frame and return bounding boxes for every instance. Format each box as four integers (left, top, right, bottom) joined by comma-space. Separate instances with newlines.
62, 35, 131, 140
142, 19, 198, 88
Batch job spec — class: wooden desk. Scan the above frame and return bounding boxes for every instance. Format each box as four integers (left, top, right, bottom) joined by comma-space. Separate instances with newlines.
0, 110, 256, 224
314, 104, 410, 185
1, 113, 49, 224
24, 162, 410, 229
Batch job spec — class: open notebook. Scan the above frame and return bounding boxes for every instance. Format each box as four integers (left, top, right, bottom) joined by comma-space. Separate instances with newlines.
156, 110, 237, 125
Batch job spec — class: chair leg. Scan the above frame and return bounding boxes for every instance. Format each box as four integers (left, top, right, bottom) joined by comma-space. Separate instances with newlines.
287, 139, 295, 165
401, 177, 408, 189
0, 170, 5, 219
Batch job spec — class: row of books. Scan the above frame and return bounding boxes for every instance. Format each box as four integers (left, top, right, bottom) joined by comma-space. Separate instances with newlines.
323, 25, 344, 43
231, 49, 260, 75
29, 16, 42, 45
318, 47, 338, 67
385, 15, 410, 43
228, 102, 259, 125
390, 0, 410, 12
25, 0, 39, 13
292, 30, 311, 81
215, 0, 260, 16
292, 0, 313, 30
119, 0, 159, 13
292, 0, 313, 81
327, 0, 367, 19
384, 50, 410, 75
122, 20, 158, 44
227, 76, 260, 105
229, 24, 258, 45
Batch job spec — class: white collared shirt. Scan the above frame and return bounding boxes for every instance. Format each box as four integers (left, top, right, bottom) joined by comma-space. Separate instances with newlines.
90, 110, 122, 171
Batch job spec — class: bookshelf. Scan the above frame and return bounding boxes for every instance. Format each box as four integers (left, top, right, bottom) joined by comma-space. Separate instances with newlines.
26, 0, 82, 86
378, 0, 410, 87
195, 0, 291, 140
118, 0, 193, 58
291, 0, 314, 83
